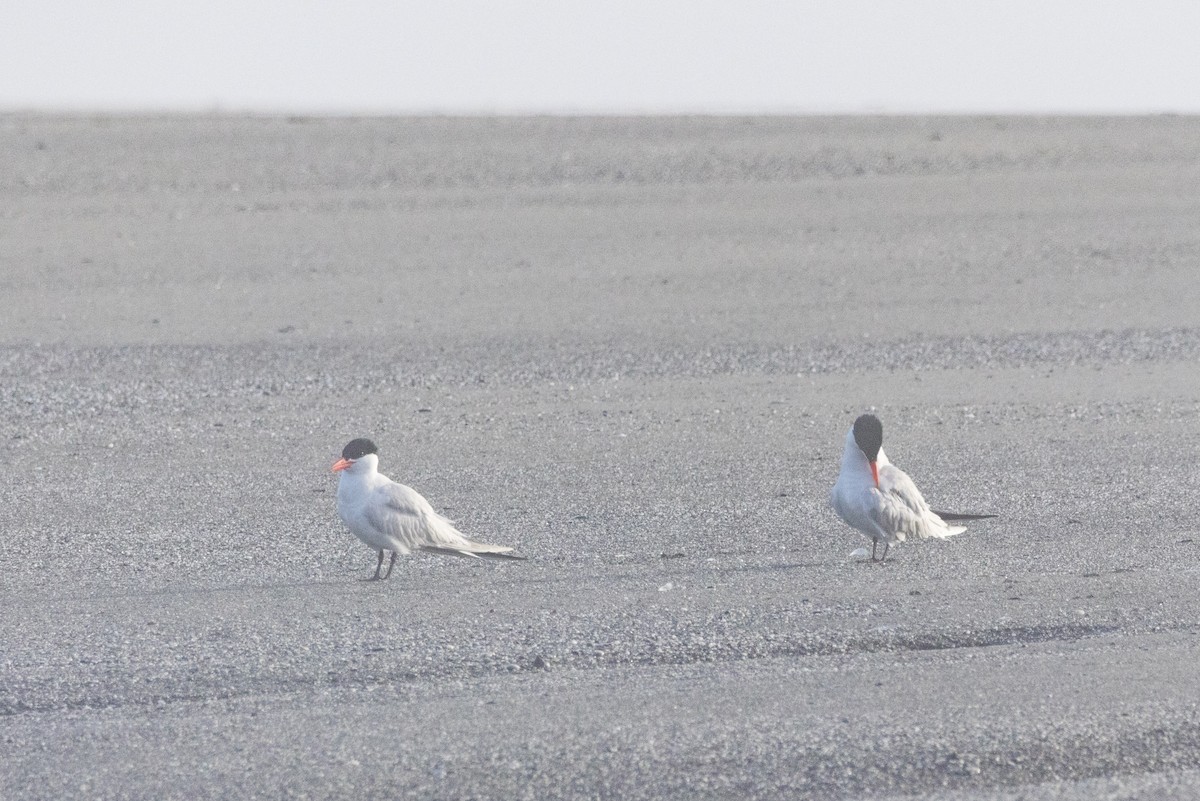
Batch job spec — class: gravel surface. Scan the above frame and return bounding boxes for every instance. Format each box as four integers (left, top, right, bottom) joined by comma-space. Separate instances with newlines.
2, 115, 1200, 800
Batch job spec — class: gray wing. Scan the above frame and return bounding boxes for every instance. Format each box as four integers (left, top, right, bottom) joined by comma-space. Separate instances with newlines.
364, 481, 464, 553
367, 480, 519, 557
873, 464, 958, 541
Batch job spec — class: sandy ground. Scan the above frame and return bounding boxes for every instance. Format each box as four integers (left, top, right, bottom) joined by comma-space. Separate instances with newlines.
2, 115, 1200, 800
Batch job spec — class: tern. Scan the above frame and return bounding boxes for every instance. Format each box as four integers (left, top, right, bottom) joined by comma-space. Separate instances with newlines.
830, 414, 995, 562
332, 438, 524, 580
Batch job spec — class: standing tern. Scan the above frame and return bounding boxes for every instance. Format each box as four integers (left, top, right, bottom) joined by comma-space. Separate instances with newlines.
332, 438, 524, 580
830, 414, 995, 562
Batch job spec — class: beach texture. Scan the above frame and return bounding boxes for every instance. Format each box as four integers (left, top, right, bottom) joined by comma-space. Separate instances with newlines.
2, 115, 1200, 799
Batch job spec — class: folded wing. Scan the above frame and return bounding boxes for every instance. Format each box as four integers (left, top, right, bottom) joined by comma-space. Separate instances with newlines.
874, 465, 965, 542
366, 481, 517, 556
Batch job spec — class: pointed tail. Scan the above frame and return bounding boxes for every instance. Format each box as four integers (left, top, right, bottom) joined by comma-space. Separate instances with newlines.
931, 511, 999, 521
419, 545, 527, 561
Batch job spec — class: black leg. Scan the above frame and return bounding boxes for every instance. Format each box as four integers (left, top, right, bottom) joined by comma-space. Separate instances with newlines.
381, 551, 397, 580
361, 550, 385, 581
881, 542, 891, 563
871, 540, 879, 561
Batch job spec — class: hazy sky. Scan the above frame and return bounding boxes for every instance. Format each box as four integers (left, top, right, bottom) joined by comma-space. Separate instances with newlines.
3, 1, 1199, 114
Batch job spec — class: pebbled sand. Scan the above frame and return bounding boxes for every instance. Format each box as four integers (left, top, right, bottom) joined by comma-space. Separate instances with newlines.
2, 115, 1200, 800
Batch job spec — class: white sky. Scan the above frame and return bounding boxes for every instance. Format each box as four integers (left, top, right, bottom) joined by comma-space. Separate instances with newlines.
3, 1, 1199, 114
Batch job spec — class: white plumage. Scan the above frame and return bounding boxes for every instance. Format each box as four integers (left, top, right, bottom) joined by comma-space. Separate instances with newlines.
830, 415, 968, 562
333, 439, 521, 580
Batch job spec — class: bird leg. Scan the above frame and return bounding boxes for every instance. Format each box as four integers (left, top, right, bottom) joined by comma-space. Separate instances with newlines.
870, 540, 892, 563
361, 550, 385, 581
381, 551, 397, 580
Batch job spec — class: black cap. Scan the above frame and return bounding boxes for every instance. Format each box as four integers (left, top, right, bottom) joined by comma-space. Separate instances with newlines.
341, 438, 378, 460
852, 414, 883, 462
